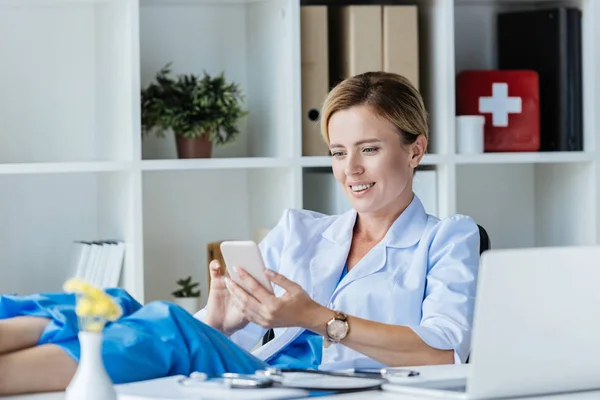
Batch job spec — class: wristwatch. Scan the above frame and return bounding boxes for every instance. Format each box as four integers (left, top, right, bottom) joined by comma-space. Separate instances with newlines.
324, 311, 349, 347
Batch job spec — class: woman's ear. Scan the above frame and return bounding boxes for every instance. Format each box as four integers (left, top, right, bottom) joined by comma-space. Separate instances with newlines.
409, 135, 427, 168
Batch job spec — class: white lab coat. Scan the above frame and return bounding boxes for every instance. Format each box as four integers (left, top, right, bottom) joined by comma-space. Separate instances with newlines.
195, 195, 480, 369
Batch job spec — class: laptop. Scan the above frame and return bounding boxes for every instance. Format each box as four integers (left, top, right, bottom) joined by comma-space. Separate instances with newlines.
382, 246, 600, 399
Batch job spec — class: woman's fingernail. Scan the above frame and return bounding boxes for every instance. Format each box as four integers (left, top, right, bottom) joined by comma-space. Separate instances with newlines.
224, 277, 231, 290
265, 269, 276, 277
233, 266, 240, 275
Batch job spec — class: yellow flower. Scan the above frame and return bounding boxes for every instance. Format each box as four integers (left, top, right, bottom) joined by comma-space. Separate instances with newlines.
76, 297, 93, 317
63, 278, 123, 332
86, 320, 105, 333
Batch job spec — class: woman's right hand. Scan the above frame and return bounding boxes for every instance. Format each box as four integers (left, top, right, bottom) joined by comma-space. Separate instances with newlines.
203, 259, 249, 335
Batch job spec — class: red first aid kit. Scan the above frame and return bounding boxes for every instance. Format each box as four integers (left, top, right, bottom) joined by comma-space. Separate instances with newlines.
456, 70, 540, 152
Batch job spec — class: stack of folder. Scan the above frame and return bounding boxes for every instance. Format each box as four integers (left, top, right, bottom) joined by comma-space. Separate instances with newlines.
301, 4, 420, 156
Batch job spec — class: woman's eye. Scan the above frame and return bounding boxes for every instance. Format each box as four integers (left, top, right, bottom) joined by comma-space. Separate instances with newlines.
363, 147, 378, 153
331, 151, 344, 157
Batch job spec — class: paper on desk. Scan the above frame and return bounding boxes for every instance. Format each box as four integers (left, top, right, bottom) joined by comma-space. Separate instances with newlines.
115, 375, 309, 400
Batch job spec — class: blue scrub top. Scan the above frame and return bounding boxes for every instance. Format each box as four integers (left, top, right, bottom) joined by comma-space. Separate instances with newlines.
266, 265, 349, 370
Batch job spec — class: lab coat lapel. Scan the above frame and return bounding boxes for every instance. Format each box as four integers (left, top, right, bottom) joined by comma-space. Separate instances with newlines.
252, 327, 303, 361
331, 195, 428, 298
308, 209, 356, 306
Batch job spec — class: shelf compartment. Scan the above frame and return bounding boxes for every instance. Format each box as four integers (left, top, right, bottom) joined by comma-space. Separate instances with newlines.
139, 0, 298, 160
456, 163, 594, 250
0, 0, 137, 163
0, 171, 138, 296
453, 0, 595, 153
142, 167, 294, 307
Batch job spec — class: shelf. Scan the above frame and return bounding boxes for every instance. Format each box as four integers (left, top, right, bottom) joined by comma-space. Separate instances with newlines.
141, 0, 267, 5
453, 152, 594, 165
0, 0, 114, 5
0, 162, 133, 175
141, 157, 293, 171
455, 0, 554, 4
300, 154, 447, 168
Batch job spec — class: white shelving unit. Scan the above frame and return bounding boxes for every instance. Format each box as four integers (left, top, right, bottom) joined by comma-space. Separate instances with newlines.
1, 0, 598, 307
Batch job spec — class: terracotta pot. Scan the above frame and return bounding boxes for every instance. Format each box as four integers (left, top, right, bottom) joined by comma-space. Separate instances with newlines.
175, 134, 213, 158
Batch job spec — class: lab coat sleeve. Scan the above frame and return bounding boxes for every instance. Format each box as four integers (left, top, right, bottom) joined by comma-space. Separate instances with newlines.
194, 209, 292, 351
407, 215, 480, 364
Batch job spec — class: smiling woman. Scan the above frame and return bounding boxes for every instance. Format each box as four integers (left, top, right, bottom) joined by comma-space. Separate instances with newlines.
0, 72, 479, 396
324, 73, 428, 222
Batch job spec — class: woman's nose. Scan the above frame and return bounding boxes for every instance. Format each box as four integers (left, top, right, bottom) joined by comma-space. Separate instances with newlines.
344, 153, 364, 176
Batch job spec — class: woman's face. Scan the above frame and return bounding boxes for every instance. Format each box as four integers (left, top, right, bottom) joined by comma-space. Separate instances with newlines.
328, 105, 426, 216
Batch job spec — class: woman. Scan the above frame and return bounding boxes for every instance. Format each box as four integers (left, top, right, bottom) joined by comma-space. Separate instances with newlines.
0, 71, 479, 395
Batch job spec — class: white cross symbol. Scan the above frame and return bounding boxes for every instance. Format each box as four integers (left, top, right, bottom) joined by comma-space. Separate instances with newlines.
478, 82, 522, 127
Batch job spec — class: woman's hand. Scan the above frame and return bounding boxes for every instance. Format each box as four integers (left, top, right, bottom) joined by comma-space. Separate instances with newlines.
203, 260, 249, 336
225, 267, 328, 330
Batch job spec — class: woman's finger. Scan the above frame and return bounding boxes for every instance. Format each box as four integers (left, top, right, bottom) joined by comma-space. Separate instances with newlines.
225, 278, 268, 326
208, 260, 225, 286
265, 269, 300, 293
235, 267, 274, 303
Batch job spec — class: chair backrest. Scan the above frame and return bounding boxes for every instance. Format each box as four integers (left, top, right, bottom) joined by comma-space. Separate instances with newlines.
478, 224, 491, 254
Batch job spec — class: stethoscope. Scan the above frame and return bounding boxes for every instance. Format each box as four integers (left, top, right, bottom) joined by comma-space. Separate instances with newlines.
178, 367, 419, 390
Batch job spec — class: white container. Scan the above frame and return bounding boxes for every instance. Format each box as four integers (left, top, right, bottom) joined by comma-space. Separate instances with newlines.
174, 297, 200, 314
456, 115, 485, 154
65, 331, 117, 400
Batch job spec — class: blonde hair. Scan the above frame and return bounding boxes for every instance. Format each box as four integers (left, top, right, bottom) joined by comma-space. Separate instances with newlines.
320, 72, 429, 146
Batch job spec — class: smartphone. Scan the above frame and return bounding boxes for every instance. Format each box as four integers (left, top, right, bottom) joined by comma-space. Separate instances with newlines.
219, 240, 274, 294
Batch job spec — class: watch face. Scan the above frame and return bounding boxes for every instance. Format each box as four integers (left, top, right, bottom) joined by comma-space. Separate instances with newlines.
328, 319, 348, 340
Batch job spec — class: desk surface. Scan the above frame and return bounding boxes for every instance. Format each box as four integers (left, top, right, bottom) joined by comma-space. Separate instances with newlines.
2, 365, 600, 400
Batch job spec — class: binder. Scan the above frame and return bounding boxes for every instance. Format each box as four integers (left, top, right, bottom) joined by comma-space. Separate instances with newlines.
329, 5, 382, 85
497, 8, 583, 151
301, 6, 330, 156
383, 5, 419, 90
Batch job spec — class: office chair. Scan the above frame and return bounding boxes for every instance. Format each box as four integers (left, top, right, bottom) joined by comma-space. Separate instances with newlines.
261, 224, 491, 346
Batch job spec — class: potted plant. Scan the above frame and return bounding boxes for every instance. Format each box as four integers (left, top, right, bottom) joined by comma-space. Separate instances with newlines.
172, 276, 201, 314
141, 63, 249, 158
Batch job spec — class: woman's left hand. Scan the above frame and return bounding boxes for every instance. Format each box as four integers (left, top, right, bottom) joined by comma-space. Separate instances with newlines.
225, 267, 323, 329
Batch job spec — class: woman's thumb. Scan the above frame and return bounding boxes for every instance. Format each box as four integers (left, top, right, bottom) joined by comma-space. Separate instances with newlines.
209, 259, 223, 280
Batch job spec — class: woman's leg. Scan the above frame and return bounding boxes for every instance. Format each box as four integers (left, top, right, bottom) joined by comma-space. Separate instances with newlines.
0, 344, 77, 395
0, 316, 50, 355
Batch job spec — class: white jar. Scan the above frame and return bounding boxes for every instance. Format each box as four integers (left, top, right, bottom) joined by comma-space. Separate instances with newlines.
456, 115, 485, 154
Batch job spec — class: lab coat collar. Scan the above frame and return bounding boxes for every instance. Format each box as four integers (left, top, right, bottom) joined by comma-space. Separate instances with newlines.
321, 194, 428, 249
311, 194, 428, 305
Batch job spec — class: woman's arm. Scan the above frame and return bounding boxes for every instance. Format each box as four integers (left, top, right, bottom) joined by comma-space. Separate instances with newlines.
302, 304, 454, 366
227, 215, 480, 366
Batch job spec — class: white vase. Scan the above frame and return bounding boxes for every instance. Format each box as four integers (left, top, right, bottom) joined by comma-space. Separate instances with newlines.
65, 331, 117, 400
173, 297, 199, 314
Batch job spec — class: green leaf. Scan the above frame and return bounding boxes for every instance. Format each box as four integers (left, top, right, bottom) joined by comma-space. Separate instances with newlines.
140, 64, 248, 145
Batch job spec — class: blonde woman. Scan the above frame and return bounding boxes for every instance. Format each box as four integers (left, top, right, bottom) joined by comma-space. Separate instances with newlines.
0, 72, 479, 395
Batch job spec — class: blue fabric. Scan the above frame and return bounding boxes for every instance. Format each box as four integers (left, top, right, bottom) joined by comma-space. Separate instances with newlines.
0, 289, 268, 384
0, 266, 351, 384
265, 264, 350, 369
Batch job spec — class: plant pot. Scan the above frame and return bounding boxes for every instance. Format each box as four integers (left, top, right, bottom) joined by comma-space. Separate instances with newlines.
173, 297, 200, 314
175, 134, 212, 158
65, 331, 117, 400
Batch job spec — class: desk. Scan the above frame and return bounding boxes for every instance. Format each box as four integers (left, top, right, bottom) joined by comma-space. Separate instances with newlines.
2, 365, 600, 400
